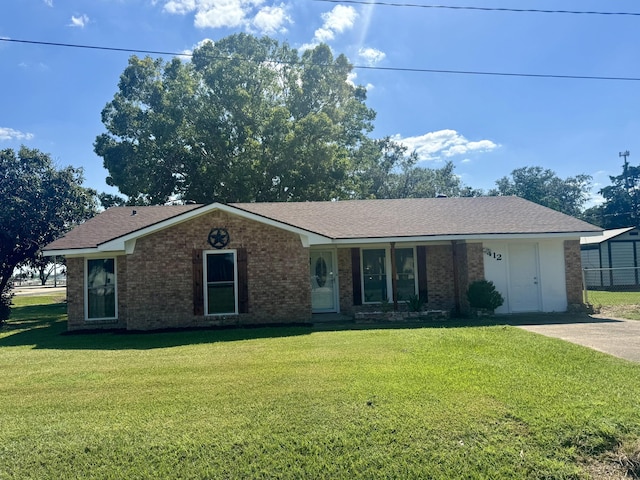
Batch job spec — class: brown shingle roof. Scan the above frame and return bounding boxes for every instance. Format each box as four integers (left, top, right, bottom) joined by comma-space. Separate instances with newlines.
44, 204, 203, 251
231, 196, 601, 239
44, 197, 601, 252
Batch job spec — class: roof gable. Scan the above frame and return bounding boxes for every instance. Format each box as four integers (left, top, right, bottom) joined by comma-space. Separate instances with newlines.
44, 204, 204, 252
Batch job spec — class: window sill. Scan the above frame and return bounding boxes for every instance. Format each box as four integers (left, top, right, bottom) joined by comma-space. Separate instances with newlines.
84, 318, 119, 324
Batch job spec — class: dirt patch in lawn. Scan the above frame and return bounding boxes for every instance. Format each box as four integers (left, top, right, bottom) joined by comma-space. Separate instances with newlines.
594, 305, 640, 321
582, 440, 640, 479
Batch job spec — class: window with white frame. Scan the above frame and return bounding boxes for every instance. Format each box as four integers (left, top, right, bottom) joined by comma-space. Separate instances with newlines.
361, 247, 416, 303
86, 258, 117, 320
204, 250, 238, 315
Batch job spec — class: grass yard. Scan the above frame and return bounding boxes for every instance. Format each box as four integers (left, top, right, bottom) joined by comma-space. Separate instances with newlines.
1, 296, 640, 479
585, 290, 640, 320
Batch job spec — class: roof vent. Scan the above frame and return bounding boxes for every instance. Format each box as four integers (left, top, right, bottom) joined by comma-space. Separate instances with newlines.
131, 209, 137, 216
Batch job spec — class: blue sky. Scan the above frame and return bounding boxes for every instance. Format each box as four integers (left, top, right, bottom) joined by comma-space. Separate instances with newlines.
2, 0, 640, 206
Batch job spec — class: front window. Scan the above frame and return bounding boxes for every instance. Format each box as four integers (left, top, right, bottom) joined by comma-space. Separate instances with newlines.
396, 248, 416, 301
204, 250, 238, 315
363, 249, 387, 302
362, 247, 416, 304
86, 258, 117, 320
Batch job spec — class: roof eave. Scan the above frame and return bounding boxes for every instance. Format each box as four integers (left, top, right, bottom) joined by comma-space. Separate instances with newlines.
42, 247, 126, 258
324, 231, 602, 245
581, 227, 632, 245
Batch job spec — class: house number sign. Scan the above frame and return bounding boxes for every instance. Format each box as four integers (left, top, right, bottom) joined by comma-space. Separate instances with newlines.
483, 247, 502, 261
208, 228, 230, 249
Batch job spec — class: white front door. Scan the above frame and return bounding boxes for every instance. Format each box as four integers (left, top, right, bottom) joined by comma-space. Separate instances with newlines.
508, 243, 541, 312
310, 250, 338, 312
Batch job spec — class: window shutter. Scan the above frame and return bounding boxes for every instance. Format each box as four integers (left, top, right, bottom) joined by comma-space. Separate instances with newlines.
351, 247, 362, 306
193, 249, 204, 316
237, 248, 249, 314
417, 245, 428, 302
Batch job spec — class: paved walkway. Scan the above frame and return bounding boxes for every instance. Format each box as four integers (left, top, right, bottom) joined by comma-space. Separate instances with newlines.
517, 315, 640, 363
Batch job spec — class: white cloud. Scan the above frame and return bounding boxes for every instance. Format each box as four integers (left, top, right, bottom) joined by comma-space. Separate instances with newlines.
321, 5, 357, 35
161, 0, 292, 34
194, 0, 247, 29
0, 127, 34, 141
17, 61, 49, 71
43, 0, 53, 6
346, 71, 373, 91
392, 129, 499, 162
358, 47, 385, 66
252, 4, 291, 35
312, 5, 357, 43
163, 0, 196, 14
181, 38, 214, 58
68, 14, 89, 28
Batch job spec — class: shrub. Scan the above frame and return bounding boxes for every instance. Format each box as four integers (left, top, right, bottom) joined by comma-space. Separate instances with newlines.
467, 279, 504, 311
407, 294, 425, 312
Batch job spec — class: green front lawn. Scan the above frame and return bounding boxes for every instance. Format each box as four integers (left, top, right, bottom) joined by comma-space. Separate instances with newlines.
1, 296, 639, 478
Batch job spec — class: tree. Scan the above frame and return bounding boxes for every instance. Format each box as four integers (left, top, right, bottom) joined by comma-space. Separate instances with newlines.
489, 166, 591, 217
95, 34, 376, 204
353, 137, 482, 199
0, 147, 97, 321
582, 162, 640, 229
99, 192, 127, 209
19, 252, 65, 286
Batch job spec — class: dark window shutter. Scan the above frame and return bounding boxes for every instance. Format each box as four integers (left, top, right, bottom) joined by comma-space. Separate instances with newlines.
193, 249, 204, 316
351, 247, 362, 306
237, 248, 249, 314
417, 245, 428, 302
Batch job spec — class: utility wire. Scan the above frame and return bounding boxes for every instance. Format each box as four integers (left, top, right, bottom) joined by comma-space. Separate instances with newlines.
3, 37, 640, 82
313, 0, 640, 17
1, 38, 181, 57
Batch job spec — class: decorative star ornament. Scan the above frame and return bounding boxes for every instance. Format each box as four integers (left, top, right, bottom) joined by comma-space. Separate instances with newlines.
208, 228, 230, 249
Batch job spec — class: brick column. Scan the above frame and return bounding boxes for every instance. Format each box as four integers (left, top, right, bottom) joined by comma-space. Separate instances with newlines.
564, 239, 584, 307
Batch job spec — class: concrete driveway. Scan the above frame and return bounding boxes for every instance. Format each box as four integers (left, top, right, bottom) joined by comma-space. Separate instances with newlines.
516, 315, 640, 363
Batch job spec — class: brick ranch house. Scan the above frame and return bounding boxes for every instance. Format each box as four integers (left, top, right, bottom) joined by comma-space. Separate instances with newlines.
43, 197, 602, 331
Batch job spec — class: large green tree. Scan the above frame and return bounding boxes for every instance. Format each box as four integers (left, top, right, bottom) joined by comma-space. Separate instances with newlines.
0, 147, 97, 320
490, 166, 591, 217
582, 162, 640, 228
95, 34, 376, 204
353, 137, 481, 199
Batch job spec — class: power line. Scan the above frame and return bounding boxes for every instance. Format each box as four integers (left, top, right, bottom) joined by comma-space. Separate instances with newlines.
3, 37, 640, 82
1, 38, 182, 57
313, 0, 640, 17
354, 64, 640, 81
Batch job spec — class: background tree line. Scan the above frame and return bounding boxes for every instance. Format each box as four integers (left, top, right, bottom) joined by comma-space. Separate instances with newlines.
2, 33, 638, 321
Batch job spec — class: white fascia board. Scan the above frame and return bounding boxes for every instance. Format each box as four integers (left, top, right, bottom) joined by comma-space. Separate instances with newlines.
581, 228, 626, 245
326, 231, 601, 245
97, 202, 332, 252
42, 248, 126, 258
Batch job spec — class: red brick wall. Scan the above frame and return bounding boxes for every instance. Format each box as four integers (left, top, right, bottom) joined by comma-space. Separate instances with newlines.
66, 257, 84, 329
68, 210, 311, 331
337, 248, 354, 314
66, 256, 127, 331
454, 242, 485, 314
564, 239, 583, 306
425, 244, 456, 312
